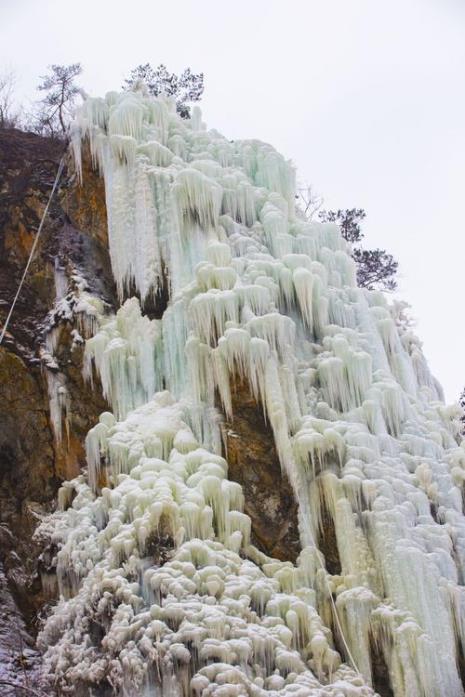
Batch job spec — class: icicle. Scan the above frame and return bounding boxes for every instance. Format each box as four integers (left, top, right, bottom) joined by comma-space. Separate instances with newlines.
43, 88, 465, 697
173, 168, 223, 234
293, 267, 314, 331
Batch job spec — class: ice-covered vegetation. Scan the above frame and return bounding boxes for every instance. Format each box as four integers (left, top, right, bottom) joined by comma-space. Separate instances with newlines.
36, 87, 465, 697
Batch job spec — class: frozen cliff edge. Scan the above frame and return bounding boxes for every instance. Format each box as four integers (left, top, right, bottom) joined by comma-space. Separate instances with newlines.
35, 87, 465, 697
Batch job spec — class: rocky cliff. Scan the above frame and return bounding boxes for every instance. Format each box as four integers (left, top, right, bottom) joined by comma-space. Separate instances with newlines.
0, 127, 303, 694
0, 128, 115, 692
2, 88, 465, 697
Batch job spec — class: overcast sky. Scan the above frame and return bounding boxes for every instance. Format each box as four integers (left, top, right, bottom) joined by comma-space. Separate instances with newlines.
2, 0, 464, 401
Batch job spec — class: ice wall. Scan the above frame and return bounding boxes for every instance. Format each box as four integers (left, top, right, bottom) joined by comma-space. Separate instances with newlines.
36, 87, 465, 697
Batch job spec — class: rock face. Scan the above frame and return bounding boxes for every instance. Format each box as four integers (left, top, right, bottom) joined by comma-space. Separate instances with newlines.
0, 129, 116, 687
0, 129, 65, 632
0, 128, 302, 692
223, 379, 300, 562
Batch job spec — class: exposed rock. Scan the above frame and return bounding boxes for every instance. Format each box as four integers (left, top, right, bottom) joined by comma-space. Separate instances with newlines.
0, 129, 114, 643
0, 562, 51, 696
62, 144, 108, 249
222, 379, 301, 562
0, 128, 64, 363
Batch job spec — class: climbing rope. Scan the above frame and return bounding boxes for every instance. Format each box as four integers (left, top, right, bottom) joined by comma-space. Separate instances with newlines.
305, 520, 362, 677
320, 555, 362, 676
0, 680, 47, 697
0, 155, 66, 346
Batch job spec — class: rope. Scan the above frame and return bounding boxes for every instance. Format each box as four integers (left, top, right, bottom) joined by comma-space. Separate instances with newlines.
320, 553, 361, 675
0, 155, 66, 346
304, 517, 362, 676
261, 468, 361, 675
0, 680, 48, 697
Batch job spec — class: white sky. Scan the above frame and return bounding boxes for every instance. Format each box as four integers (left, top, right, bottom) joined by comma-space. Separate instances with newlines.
2, 0, 464, 401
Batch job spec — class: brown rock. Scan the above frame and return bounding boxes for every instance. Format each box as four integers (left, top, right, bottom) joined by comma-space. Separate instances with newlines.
0, 128, 114, 638
222, 379, 301, 562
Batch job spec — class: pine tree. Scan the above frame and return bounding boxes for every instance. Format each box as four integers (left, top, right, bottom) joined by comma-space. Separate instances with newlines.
36, 63, 82, 136
319, 208, 398, 291
123, 63, 204, 118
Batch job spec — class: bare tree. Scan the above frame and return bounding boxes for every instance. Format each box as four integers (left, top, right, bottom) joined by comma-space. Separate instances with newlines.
296, 183, 324, 219
459, 388, 465, 435
0, 70, 20, 128
36, 63, 82, 136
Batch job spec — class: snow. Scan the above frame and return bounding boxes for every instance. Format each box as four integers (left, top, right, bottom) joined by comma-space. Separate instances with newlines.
34, 86, 465, 697
41, 270, 107, 444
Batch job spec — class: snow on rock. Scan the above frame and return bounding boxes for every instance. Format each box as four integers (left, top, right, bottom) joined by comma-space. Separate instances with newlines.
40, 266, 108, 444
35, 86, 465, 696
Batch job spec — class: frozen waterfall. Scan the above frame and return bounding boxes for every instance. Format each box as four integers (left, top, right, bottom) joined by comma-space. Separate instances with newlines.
36, 86, 465, 697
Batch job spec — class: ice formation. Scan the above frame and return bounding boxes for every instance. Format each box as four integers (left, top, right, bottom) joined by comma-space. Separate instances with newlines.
40, 264, 107, 444
36, 87, 465, 697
